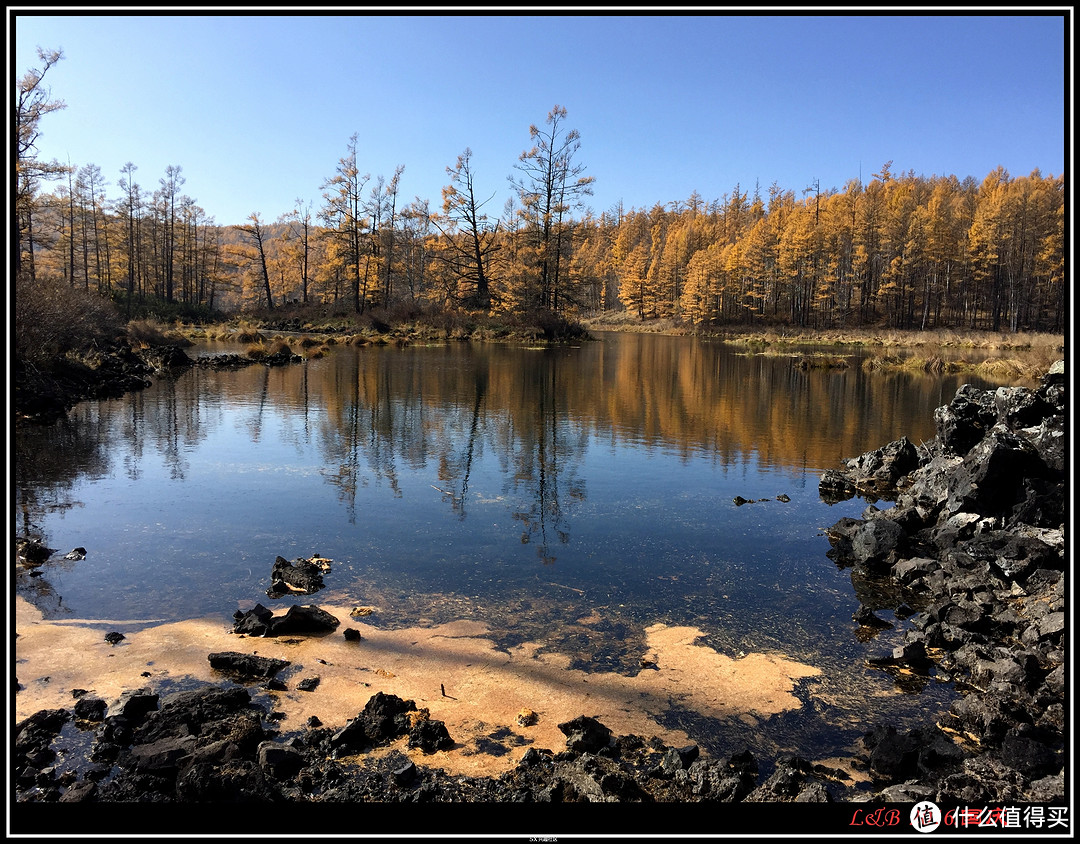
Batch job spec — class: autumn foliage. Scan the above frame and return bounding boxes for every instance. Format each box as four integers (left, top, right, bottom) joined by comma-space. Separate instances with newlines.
15, 48, 1064, 344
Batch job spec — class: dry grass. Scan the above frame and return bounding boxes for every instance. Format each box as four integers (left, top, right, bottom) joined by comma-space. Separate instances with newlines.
233, 321, 265, 344
795, 354, 850, 370
861, 352, 1051, 381
711, 326, 1062, 383
583, 313, 691, 334
242, 338, 292, 360
126, 318, 193, 349
303, 344, 331, 360
861, 354, 965, 374
975, 357, 1047, 380
717, 326, 1064, 354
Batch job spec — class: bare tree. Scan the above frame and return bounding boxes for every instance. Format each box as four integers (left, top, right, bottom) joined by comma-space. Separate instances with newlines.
118, 162, 141, 316
16, 47, 68, 282
508, 105, 594, 312
283, 199, 315, 303
159, 165, 184, 301
236, 212, 275, 310
320, 134, 370, 313
434, 148, 500, 310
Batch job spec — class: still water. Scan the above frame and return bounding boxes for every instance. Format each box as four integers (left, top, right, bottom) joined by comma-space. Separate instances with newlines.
14, 332, 1008, 762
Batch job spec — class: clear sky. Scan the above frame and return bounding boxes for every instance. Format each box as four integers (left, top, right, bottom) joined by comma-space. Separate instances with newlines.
11, 11, 1069, 227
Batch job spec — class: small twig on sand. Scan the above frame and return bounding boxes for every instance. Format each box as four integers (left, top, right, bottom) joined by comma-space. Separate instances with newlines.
547, 582, 586, 595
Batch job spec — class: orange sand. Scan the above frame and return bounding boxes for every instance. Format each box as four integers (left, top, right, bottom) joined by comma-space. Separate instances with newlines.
14, 596, 821, 777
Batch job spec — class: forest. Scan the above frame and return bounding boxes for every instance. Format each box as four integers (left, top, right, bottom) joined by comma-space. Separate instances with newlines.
16, 48, 1066, 356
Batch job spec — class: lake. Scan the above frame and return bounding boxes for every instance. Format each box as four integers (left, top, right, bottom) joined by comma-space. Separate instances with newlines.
14, 331, 1011, 771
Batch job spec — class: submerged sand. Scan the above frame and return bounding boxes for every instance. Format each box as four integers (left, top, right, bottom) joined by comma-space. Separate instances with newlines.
14, 596, 821, 778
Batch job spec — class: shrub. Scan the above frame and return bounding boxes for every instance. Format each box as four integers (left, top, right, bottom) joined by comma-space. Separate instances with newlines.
15, 275, 123, 364
530, 309, 593, 342
126, 318, 170, 347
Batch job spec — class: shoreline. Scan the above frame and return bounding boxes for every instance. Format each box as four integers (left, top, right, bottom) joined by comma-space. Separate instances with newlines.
12, 352, 1066, 819
15, 594, 834, 783
15, 323, 1062, 427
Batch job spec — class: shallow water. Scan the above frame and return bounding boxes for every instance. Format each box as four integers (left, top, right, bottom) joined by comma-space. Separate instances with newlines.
14, 332, 1009, 765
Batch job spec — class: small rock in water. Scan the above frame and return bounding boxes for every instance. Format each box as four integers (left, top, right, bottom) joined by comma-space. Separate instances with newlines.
853, 606, 893, 629
268, 555, 331, 598
17, 538, 54, 564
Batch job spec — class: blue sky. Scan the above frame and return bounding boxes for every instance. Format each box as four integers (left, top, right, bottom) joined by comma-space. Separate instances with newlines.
11, 12, 1069, 227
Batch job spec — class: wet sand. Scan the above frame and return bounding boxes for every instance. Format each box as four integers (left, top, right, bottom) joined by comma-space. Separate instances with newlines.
15, 596, 821, 778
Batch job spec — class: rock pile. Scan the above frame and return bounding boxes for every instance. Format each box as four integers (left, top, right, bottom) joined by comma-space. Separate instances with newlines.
14, 685, 846, 808
820, 360, 1066, 802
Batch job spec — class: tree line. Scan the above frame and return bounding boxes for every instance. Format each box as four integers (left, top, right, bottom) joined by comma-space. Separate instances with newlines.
16, 49, 1064, 335
602, 163, 1063, 333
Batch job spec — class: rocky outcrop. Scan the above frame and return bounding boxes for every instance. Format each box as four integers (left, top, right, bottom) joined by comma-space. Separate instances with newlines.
819, 360, 1066, 802
207, 652, 290, 680
15, 341, 303, 424
231, 603, 341, 637
267, 554, 331, 598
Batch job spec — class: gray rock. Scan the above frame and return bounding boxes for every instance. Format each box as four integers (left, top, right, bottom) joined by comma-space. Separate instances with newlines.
257, 741, 306, 779
105, 688, 158, 722
407, 719, 454, 754
73, 697, 107, 722
558, 715, 614, 754
207, 651, 290, 680
266, 604, 340, 636
851, 518, 907, 566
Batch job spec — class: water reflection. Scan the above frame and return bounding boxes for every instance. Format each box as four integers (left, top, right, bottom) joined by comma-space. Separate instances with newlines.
16, 334, 1007, 589
15, 333, 1020, 767
14, 414, 109, 538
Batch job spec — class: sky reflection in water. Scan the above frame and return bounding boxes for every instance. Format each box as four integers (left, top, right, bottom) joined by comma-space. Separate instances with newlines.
17, 334, 1006, 759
